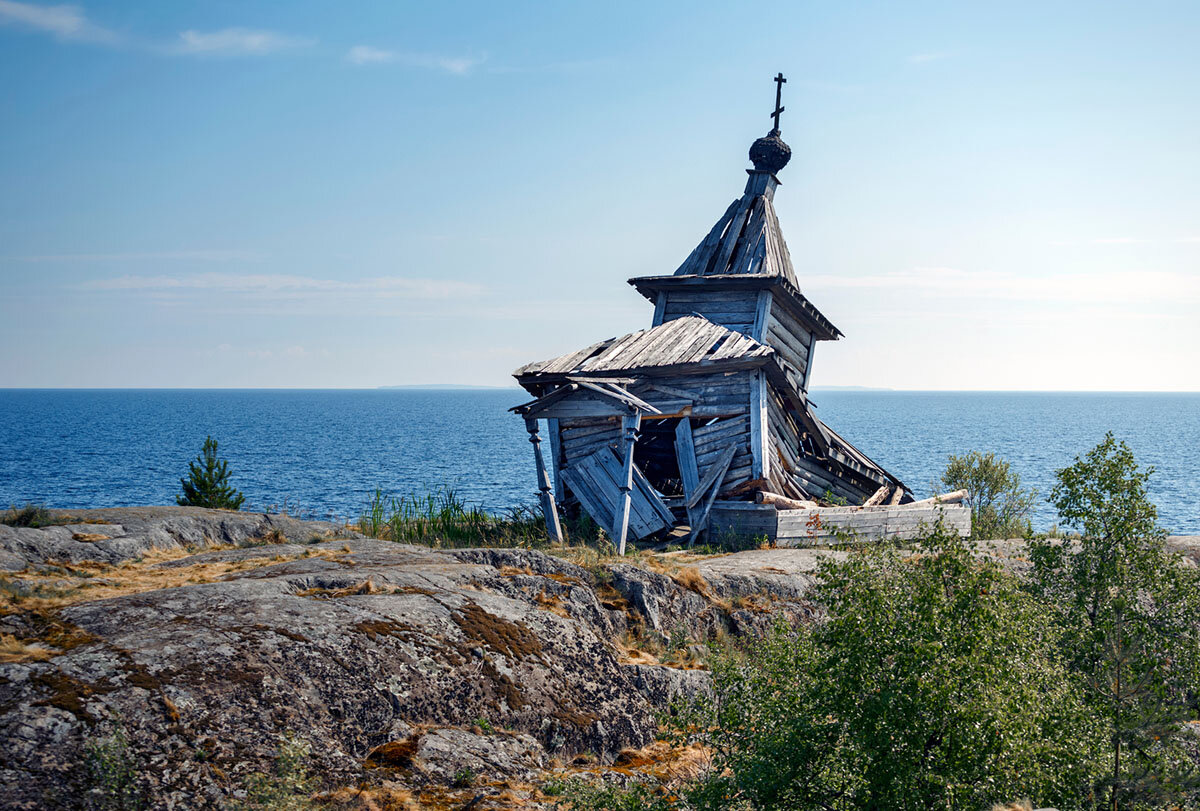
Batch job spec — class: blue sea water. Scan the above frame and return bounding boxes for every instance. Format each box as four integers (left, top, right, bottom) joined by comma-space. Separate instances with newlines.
0, 389, 1197, 533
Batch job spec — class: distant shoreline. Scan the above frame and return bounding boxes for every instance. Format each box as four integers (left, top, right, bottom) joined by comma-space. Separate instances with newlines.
1, 387, 1199, 394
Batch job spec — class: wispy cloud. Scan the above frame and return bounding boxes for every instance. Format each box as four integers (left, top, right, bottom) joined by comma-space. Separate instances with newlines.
346, 45, 395, 65
908, 51, 951, 64
8, 249, 263, 262
0, 0, 118, 44
170, 27, 314, 56
346, 44, 485, 74
82, 273, 484, 300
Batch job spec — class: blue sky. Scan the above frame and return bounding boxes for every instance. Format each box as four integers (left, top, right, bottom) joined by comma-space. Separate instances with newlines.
1, 0, 1197, 390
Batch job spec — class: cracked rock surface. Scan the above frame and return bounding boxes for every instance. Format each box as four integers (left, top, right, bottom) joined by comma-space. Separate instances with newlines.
0, 508, 833, 808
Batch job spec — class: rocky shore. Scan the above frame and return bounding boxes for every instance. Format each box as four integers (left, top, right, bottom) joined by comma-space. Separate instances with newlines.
3, 508, 1197, 809
0, 507, 838, 809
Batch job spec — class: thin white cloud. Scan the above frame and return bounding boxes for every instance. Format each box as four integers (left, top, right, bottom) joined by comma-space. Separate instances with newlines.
908, 51, 951, 64
802, 266, 1200, 305
346, 45, 395, 65
171, 27, 313, 56
8, 249, 262, 262
81, 273, 484, 299
407, 52, 484, 75
0, 0, 118, 43
347, 45, 485, 74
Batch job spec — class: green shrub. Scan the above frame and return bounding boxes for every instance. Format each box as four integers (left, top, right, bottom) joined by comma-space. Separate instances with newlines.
553, 778, 678, 810
177, 436, 245, 510
941, 451, 1036, 539
679, 530, 1104, 810
235, 732, 315, 810
1028, 433, 1200, 810
84, 725, 143, 810
1, 503, 78, 528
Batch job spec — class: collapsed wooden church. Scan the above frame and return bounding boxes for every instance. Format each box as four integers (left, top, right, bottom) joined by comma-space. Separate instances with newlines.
513, 76, 969, 551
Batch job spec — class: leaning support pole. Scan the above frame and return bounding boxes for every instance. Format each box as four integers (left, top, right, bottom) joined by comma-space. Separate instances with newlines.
524, 417, 563, 543
613, 412, 641, 555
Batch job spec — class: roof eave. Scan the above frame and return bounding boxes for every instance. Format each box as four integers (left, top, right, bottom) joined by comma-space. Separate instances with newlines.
627, 274, 843, 341
514, 353, 773, 389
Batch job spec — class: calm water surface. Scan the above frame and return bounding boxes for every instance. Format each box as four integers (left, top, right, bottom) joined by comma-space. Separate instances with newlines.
0, 390, 1196, 532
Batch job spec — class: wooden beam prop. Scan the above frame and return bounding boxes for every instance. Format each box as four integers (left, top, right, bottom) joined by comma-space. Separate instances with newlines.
907, 489, 968, 506
862, 484, 890, 507
755, 490, 818, 510
687, 444, 738, 511
690, 445, 737, 547
674, 419, 702, 542
613, 413, 642, 555
525, 417, 563, 543
888, 486, 905, 506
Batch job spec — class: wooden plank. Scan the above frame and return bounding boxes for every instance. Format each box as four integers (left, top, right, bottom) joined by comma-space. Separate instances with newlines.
709, 195, 754, 276
652, 291, 667, 327
802, 337, 815, 391
690, 446, 737, 546
676, 197, 741, 276
593, 444, 667, 535
692, 416, 751, 447
561, 467, 615, 537
547, 418, 563, 505
562, 422, 619, 440
750, 370, 768, 481
687, 444, 738, 510
581, 451, 653, 539
674, 420, 700, 497
753, 289, 771, 342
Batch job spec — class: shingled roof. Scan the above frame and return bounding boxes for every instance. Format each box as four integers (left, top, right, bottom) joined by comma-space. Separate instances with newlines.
513, 315, 773, 380
672, 172, 798, 286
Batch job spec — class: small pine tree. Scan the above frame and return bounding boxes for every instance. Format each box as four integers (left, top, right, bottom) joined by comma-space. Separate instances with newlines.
177, 436, 245, 510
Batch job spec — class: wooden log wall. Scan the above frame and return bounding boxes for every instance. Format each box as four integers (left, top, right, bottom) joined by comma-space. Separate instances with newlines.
775, 504, 972, 544
559, 417, 621, 470
656, 290, 760, 336
763, 302, 814, 393
692, 413, 753, 495
764, 386, 808, 499
634, 371, 751, 419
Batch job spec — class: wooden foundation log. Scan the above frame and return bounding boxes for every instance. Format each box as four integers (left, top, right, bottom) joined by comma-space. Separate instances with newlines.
862, 484, 890, 507
906, 489, 968, 506
756, 491, 819, 510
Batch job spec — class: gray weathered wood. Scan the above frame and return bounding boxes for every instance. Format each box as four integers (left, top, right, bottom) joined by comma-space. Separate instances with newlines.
750, 370, 768, 482
687, 444, 738, 510
690, 445, 737, 546
753, 289, 771, 341
525, 417, 563, 543
547, 417, 563, 506
613, 414, 640, 555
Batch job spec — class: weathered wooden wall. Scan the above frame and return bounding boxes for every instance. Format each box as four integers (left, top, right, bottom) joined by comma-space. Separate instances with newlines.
763, 300, 814, 392
654, 289, 760, 336
708, 501, 972, 544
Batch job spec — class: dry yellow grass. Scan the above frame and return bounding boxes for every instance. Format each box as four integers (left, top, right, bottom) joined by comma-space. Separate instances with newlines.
0, 633, 57, 663
0, 545, 354, 616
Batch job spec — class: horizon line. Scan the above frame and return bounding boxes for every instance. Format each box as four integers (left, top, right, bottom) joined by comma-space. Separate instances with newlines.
2, 387, 1200, 394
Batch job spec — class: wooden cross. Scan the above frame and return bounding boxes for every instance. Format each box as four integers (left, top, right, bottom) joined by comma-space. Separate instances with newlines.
770, 72, 786, 134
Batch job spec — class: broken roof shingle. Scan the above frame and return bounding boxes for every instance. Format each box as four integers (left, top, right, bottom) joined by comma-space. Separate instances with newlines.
513, 316, 773, 380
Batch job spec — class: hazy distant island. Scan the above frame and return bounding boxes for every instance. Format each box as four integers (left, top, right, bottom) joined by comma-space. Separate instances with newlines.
378, 383, 521, 391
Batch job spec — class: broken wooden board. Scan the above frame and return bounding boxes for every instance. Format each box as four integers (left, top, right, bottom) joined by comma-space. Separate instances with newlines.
707, 501, 972, 544
560, 447, 673, 543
